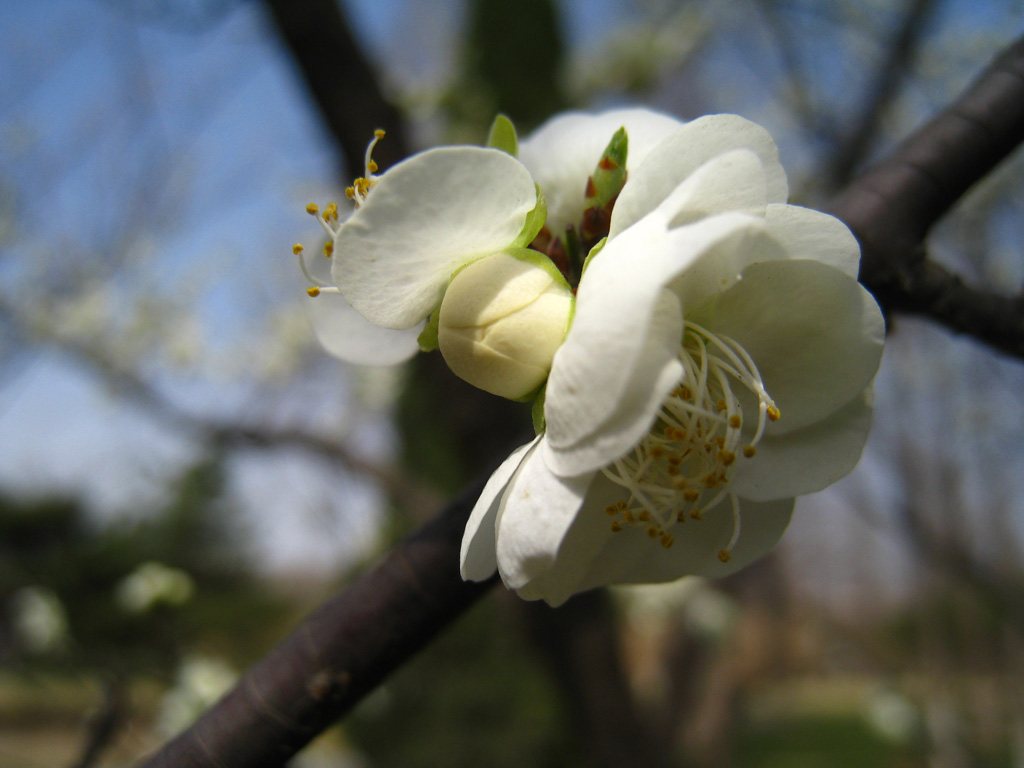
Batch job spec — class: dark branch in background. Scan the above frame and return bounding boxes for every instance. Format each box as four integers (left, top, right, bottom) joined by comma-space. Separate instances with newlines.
70, 676, 124, 768
830, 33, 1024, 360
139, 481, 494, 768
264, 0, 410, 173
137, 29, 1024, 768
521, 592, 673, 768
823, 0, 938, 191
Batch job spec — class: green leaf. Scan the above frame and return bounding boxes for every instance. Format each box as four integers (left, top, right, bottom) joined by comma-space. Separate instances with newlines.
512, 184, 547, 248
585, 127, 628, 207
417, 307, 440, 351
531, 385, 547, 434
486, 114, 519, 157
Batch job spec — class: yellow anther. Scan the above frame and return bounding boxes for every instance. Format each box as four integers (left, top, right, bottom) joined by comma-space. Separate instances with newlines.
366, 160, 378, 173
660, 533, 674, 549
667, 466, 679, 476
667, 455, 682, 466
716, 399, 727, 411
718, 451, 736, 466
323, 241, 334, 257
683, 489, 699, 502
679, 386, 692, 400
637, 510, 651, 522
292, 243, 304, 255
610, 521, 623, 533
648, 445, 665, 459
345, 187, 356, 199
714, 437, 725, 448
690, 509, 703, 520
703, 475, 719, 488
305, 203, 319, 215
306, 286, 321, 297
728, 415, 741, 429
767, 405, 781, 422
717, 549, 731, 563
605, 504, 618, 516
616, 501, 627, 510
743, 445, 757, 458
623, 510, 635, 523
646, 526, 659, 539
374, 129, 386, 139
323, 202, 338, 221
677, 510, 687, 522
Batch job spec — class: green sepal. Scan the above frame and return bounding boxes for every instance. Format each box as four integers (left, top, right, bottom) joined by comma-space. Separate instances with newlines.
585, 127, 628, 207
417, 306, 440, 351
502, 245, 573, 293
531, 385, 547, 434
580, 236, 607, 277
486, 114, 519, 157
513, 184, 547, 248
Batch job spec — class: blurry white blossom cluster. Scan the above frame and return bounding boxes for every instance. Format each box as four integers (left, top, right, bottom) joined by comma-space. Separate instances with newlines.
295, 108, 883, 605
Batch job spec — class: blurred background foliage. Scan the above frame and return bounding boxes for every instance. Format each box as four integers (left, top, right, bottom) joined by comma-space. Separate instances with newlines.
1, 0, 1023, 766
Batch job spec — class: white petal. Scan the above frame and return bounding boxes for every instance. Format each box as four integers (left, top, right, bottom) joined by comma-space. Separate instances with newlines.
573, 496, 794, 591
494, 444, 596, 591
710, 258, 885, 431
544, 214, 761, 475
611, 114, 789, 236
334, 147, 537, 329
663, 214, 781, 321
510, 471, 624, 606
460, 436, 540, 582
658, 149, 768, 229
764, 204, 861, 278
731, 388, 874, 501
543, 291, 682, 476
518, 108, 684, 236
308, 293, 421, 366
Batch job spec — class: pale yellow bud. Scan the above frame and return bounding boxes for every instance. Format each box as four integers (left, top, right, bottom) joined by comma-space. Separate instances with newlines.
438, 251, 574, 399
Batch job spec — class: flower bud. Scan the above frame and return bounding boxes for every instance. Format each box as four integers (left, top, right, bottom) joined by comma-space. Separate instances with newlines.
438, 250, 574, 399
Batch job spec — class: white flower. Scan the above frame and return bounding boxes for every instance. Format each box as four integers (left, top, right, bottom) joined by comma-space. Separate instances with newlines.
461, 110, 885, 606
301, 131, 572, 397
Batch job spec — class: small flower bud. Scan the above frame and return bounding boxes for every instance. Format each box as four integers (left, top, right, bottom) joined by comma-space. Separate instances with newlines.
438, 250, 574, 399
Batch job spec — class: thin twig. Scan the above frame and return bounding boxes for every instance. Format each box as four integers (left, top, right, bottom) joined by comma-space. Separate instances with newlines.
823, 0, 940, 190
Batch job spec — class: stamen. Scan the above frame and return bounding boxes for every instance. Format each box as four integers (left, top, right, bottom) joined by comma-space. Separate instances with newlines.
718, 493, 742, 563
598, 323, 778, 560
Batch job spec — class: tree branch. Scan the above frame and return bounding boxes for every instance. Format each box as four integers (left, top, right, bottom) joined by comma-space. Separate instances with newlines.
137, 479, 495, 768
264, 0, 409, 174
829, 33, 1024, 360
136, 28, 1024, 768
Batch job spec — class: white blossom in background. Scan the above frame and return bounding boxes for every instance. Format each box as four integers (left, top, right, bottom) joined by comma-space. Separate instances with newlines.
462, 109, 885, 605
116, 561, 195, 614
11, 586, 70, 655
